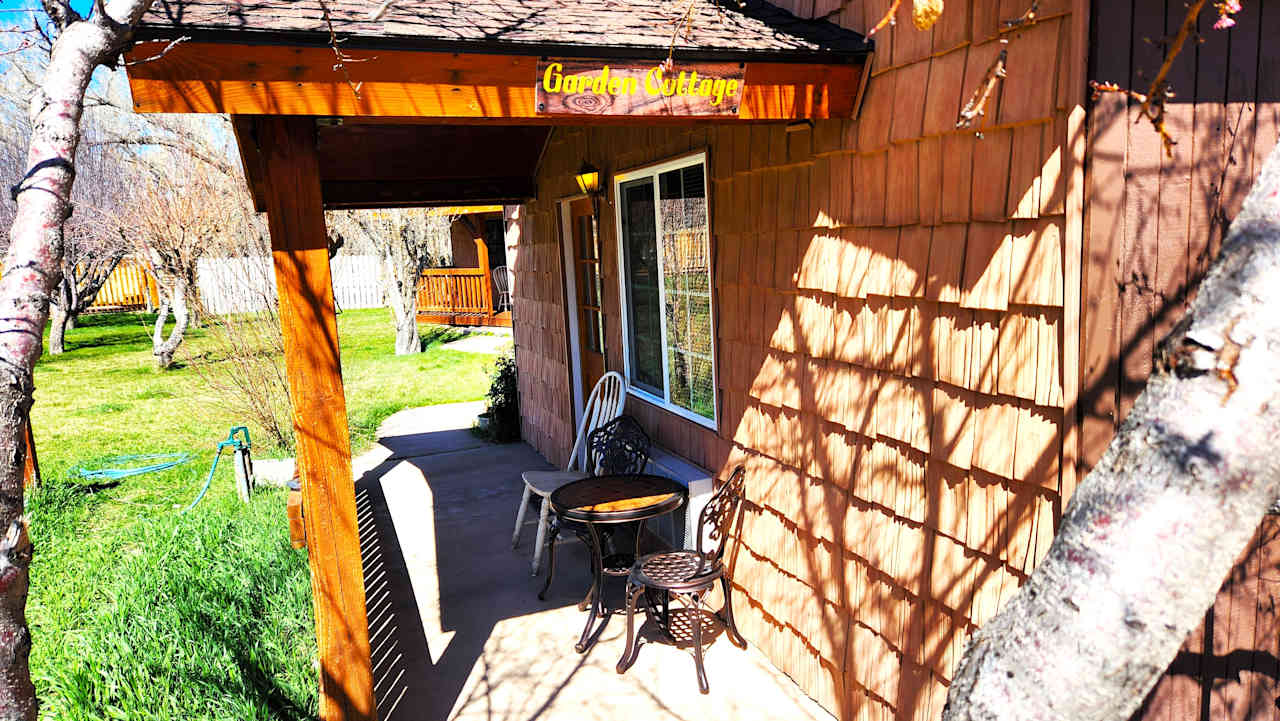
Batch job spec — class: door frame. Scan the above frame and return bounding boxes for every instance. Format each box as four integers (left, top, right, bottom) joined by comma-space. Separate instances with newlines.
558, 194, 590, 433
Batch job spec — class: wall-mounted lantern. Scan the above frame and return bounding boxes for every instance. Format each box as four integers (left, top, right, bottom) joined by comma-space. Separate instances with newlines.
574, 161, 601, 195
574, 161, 603, 220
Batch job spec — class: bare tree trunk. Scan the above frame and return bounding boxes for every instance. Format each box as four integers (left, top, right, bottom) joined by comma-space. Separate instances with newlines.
151, 281, 189, 369
0, 1, 153, 714
152, 297, 169, 349
49, 277, 71, 356
944, 144, 1280, 721
48, 306, 70, 356
382, 252, 420, 355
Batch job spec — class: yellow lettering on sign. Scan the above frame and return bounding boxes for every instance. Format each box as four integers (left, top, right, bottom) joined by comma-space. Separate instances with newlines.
710, 78, 726, 106
544, 62, 740, 107
591, 66, 609, 93
542, 62, 564, 93
644, 66, 662, 95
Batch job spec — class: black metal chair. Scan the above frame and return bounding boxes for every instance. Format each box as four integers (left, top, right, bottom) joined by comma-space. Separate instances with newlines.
537, 415, 652, 602
616, 465, 747, 694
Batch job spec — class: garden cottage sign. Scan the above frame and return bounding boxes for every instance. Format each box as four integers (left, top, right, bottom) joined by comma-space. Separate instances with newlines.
536, 59, 745, 116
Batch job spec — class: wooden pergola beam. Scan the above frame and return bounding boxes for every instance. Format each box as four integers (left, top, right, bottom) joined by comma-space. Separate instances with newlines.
319, 177, 537, 209
124, 41, 866, 121
254, 115, 376, 721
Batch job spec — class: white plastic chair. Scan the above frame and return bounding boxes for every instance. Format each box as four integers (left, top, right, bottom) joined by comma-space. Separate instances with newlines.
513, 371, 626, 575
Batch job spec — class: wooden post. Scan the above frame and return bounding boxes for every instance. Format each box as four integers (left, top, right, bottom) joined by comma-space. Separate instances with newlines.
254, 115, 376, 721
475, 236, 495, 318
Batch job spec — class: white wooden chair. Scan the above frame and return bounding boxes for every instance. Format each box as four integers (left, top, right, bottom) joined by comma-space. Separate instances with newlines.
492, 265, 513, 311
512, 371, 626, 575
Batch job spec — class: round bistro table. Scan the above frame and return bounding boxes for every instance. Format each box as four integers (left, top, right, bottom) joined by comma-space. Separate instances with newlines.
548, 473, 687, 653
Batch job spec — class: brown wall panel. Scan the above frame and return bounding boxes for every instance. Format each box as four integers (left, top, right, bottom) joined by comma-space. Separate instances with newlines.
1083, 3, 1280, 721
508, 2, 1084, 718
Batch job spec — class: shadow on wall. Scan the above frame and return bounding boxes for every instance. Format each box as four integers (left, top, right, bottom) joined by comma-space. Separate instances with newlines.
1134, 516, 1280, 721
716, 29, 1279, 721
500, 3, 1280, 719
1082, 0, 1280, 469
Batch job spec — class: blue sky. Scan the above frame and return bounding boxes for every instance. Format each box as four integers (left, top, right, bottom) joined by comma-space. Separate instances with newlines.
0, 0, 96, 30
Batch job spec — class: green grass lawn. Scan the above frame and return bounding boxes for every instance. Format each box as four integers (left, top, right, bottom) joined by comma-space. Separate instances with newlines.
27, 308, 494, 720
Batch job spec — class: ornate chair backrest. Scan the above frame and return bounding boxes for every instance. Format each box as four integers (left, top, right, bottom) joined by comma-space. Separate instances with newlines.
585, 415, 651, 476
695, 465, 746, 567
566, 372, 626, 472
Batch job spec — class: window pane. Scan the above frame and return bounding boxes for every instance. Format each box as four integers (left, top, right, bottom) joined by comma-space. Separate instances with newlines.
584, 309, 603, 353
576, 215, 597, 261
658, 164, 713, 420
581, 264, 599, 307
619, 178, 663, 394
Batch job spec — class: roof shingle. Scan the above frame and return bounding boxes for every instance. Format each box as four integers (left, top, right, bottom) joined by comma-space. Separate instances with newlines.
138, 0, 870, 60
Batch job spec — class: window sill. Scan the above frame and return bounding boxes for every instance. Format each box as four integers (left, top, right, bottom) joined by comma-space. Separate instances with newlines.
626, 386, 718, 432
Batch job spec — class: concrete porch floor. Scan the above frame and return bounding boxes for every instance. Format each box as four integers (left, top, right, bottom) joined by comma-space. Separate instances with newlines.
350, 402, 834, 721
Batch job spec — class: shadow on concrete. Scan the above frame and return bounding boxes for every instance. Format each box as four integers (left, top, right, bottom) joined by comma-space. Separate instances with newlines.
354, 424, 600, 720
349, 404, 834, 721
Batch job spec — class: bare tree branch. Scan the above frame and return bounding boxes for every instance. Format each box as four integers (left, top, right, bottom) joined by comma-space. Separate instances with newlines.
1090, 0, 1208, 157
956, 39, 1007, 131
121, 35, 189, 65
317, 0, 365, 98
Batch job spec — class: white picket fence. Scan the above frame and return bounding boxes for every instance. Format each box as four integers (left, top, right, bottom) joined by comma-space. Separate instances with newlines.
197, 255, 384, 314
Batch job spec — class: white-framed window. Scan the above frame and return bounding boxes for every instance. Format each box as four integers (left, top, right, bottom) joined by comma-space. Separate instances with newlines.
613, 151, 717, 429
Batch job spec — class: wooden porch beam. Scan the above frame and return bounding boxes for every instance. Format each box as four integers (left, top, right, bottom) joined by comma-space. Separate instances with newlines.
254, 115, 376, 721
125, 41, 865, 121
319, 177, 537, 209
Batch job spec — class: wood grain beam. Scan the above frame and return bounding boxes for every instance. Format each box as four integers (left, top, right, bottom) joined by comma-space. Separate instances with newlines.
320, 177, 536, 209
125, 41, 864, 121
256, 115, 376, 721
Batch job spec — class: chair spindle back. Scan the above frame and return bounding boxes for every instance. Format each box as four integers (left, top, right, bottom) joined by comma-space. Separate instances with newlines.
566, 371, 626, 472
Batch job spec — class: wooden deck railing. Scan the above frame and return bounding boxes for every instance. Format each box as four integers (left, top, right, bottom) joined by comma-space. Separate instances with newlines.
417, 268, 491, 316
415, 236, 511, 327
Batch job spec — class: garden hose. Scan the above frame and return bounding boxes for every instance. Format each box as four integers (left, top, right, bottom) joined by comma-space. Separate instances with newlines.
183, 426, 253, 513
74, 453, 192, 482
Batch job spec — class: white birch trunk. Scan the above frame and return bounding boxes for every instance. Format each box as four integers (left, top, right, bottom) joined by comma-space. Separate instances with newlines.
0, 1, 152, 714
151, 279, 189, 368
944, 143, 1280, 721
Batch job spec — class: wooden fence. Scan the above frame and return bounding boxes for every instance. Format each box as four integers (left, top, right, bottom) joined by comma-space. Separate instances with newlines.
88, 260, 158, 311
196, 255, 383, 314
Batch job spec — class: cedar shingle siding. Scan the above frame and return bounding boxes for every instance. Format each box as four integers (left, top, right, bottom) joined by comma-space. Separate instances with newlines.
512, 2, 1079, 717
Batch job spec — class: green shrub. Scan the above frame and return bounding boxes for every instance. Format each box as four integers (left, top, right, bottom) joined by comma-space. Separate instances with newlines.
483, 349, 520, 442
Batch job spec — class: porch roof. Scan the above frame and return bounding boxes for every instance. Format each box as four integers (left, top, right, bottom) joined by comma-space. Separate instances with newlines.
137, 0, 870, 62
126, 1, 871, 208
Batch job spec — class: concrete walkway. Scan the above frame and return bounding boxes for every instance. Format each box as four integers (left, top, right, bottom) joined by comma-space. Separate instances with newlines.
441, 333, 513, 355
353, 402, 833, 721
